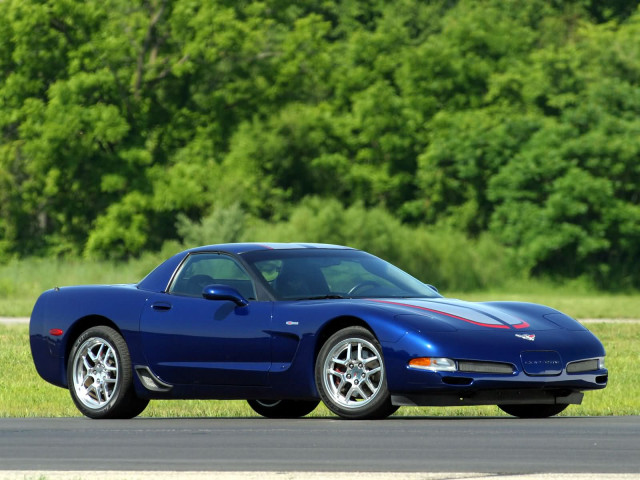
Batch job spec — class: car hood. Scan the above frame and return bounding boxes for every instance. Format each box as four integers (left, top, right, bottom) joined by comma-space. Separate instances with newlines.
363, 297, 586, 332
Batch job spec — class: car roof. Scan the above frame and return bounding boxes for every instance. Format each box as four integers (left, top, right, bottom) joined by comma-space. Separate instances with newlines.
137, 243, 355, 292
188, 243, 355, 254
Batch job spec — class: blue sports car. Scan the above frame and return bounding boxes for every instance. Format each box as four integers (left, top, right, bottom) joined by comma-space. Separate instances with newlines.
30, 243, 608, 420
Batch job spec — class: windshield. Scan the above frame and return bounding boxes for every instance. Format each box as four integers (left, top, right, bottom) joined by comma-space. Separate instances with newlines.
241, 249, 440, 301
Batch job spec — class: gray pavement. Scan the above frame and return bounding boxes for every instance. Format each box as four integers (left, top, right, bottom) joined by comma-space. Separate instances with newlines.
0, 417, 638, 473
0, 317, 29, 324
0, 472, 638, 480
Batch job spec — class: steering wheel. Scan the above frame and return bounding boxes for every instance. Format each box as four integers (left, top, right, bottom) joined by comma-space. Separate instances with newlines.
347, 281, 380, 296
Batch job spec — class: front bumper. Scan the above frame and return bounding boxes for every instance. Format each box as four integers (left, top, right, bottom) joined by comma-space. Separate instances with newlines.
389, 367, 607, 406
392, 389, 585, 407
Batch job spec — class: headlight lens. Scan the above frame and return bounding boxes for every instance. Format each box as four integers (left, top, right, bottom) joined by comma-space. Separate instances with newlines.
408, 357, 457, 372
566, 357, 605, 373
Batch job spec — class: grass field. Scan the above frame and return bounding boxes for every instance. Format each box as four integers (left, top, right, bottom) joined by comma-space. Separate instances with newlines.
0, 256, 160, 317
1, 322, 637, 418
3, 256, 640, 319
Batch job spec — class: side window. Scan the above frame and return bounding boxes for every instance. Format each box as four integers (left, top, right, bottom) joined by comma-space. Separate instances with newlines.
254, 259, 282, 283
320, 260, 396, 294
169, 253, 256, 300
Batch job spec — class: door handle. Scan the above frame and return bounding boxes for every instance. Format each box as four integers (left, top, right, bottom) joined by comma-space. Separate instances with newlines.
151, 302, 172, 311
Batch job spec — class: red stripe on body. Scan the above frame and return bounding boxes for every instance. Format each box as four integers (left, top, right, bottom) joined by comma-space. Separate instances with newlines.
368, 299, 529, 330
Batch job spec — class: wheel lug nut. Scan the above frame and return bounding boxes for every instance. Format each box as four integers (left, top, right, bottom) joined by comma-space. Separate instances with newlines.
346, 374, 351, 379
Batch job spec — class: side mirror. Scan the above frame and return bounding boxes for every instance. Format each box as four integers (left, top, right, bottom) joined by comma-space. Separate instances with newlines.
202, 284, 249, 307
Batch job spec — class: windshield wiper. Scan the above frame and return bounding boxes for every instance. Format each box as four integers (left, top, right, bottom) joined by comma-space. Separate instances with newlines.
296, 294, 346, 300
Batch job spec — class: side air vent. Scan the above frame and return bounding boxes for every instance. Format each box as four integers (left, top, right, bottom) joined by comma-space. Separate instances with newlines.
135, 366, 173, 392
458, 360, 514, 374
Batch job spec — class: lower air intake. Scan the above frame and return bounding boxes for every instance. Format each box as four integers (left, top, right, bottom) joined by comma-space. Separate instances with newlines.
458, 360, 514, 374
442, 376, 473, 385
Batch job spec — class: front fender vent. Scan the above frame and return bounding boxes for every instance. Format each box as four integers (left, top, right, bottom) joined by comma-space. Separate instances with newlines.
135, 365, 173, 392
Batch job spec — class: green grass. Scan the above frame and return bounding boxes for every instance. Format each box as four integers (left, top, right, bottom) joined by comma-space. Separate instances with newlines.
450, 291, 640, 321
1, 323, 637, 418
0, 256, 162, 317
3, 256, 640, 319
450, 278, 640, 320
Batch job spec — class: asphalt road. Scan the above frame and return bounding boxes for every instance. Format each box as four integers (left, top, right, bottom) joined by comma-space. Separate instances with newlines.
0, 416, 638, 473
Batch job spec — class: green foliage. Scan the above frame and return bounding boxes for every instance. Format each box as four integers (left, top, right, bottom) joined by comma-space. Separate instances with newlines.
484, 16, 640, 286
176, 202, 247, 246
2, 0, 640, 288
242, 198, 518, 291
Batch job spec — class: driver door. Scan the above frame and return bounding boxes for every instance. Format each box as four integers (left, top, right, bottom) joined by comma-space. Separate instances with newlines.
139, 252, 272, 386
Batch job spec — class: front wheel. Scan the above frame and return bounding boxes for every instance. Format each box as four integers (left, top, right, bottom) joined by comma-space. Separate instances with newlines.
247, 399, 319, 418
67, 326, 149, 419
315, 326, 398, 419
498, 404, 568, 418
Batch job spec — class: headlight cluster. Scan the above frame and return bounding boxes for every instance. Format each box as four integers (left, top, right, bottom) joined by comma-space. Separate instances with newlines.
408, 357, 456, 372
566, 357, 605, 373
408, 357, 515, 374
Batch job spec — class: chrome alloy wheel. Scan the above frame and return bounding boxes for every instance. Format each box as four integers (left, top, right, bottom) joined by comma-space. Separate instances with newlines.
322, 337, 384, 409
71, 337, 120, 409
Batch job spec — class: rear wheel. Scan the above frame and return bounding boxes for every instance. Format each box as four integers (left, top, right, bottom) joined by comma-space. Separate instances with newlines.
315, 326, 398, 419
247, 399, 319, 418
498, 403, 568, 418
68, 326, 149, 419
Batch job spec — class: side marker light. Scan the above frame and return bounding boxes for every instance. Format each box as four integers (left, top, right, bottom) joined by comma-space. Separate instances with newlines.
49, 329, 63, 336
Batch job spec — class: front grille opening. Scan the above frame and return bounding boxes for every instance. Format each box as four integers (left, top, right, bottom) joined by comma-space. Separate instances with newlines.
458, 360, 514, 374
566, 359, 599, 373
596, 375, 608, 384
442, 376, 473, 385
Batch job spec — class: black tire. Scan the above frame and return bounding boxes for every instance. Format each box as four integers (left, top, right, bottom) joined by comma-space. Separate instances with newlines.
315, 326, 398, 420
247, 399, 320, 418
498, 403, 569, 418
67, 326, 149, 419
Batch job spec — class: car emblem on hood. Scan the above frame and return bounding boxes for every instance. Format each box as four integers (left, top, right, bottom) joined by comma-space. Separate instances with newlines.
515, 333, 535, 341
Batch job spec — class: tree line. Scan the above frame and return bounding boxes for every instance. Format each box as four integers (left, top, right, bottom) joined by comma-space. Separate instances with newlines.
1, 0, 639, 288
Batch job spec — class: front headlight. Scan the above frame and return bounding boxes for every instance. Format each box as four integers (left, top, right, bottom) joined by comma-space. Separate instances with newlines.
408, 357, 457, 372
566, 357, 606, 373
